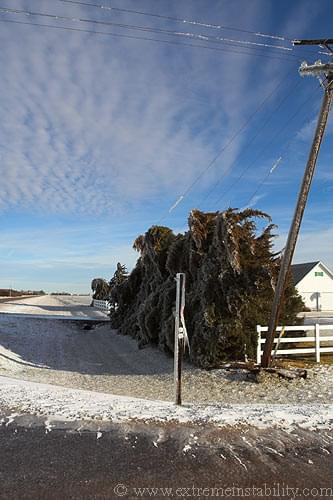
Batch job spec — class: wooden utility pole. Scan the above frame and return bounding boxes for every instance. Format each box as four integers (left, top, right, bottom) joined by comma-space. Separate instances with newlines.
261, 44, 333, 368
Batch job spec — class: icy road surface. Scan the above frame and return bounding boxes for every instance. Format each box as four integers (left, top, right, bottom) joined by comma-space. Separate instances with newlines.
0, 296, 332, 404
0, 294, 107, 320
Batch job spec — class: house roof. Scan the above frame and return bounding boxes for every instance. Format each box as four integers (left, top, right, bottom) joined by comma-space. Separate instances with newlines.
291, 261, 320, 285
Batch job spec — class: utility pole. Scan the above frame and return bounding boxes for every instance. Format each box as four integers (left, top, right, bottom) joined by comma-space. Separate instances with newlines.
261, 40, 333, 368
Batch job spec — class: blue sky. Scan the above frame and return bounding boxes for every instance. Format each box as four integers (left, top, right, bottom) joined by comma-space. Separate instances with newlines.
0, 0, 332, 293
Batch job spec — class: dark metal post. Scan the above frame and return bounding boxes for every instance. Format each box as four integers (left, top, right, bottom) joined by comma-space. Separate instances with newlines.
174, 273, 186, 405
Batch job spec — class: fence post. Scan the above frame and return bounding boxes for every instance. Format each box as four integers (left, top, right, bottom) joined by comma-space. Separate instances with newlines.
315, 323, 320, 363
256, 325, 261, 365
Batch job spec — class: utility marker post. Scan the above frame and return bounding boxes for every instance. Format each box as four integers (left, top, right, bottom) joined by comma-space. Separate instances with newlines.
262, 50, 333, 368
174, 272, 187, 405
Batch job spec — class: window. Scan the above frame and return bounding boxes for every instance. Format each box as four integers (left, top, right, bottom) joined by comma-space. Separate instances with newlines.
315, 271, 324, 277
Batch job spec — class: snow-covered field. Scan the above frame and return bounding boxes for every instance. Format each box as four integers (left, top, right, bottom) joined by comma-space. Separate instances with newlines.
0, 295, 332, 428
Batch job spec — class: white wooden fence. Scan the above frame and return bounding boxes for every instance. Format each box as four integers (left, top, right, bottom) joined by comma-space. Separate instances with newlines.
256, 324, 333, 364
93, 299, 111, 313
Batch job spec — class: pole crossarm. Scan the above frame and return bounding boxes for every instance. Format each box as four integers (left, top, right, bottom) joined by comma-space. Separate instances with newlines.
293, 38, 333, 54
293, 39, 333, 46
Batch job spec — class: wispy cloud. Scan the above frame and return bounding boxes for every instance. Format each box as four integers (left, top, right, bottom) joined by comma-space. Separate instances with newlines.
0, 0, 331, 291
275, 227, 333, 270
0, 0, 298, 216
297, 106, 333, 142
0, 222, 138, 292
240, 193, 266, 210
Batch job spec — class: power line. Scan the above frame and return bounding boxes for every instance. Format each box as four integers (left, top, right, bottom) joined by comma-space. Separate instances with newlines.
242, 135, 301, 209
155, 75, 294, 224
0, 6, 298, 56
0, 11, 302, 223
58, 0, 290, 41
199, 77, 302, 206
211, 84, 323, 210
59, 0, 328, 57
1, 6, 323, 222
57, 0, 330, 59
0, 17, 299, 62
242, 78, 333, 208
243, 156, 283, 208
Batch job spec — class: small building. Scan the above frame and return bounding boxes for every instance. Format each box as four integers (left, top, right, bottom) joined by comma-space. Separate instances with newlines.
291, 261, 333, 312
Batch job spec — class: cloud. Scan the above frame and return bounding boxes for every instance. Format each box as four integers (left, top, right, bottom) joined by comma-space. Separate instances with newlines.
0, 0, 299, 216
296, 101, 333, 143
296, 117, 317, 142
1, 0, 330, 293
0, 220, 139, 291
240, 193, 266, 210
274, 226, 333, 271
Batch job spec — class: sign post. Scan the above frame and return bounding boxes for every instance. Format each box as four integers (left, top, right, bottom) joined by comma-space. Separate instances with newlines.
174, 273, 188, 405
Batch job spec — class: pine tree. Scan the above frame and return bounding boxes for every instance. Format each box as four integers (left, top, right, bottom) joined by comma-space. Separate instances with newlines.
110, 262, 128, 288
110, 209, 304, 367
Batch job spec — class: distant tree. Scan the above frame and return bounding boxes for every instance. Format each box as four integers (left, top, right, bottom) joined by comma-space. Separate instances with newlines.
109, 263, 129, 314
110, 263, 128, 288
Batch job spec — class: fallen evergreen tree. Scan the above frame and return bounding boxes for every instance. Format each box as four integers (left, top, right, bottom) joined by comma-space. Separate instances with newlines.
109, 208, 304, 368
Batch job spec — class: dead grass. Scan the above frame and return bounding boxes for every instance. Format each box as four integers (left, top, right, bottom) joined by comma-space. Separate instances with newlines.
272, 355, 333, 369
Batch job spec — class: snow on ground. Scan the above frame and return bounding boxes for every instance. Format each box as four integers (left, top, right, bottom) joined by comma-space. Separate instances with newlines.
1, 375, 332, 430
0, 310, 333, 405
0, 295, 332, 428
0, 294, 107, 319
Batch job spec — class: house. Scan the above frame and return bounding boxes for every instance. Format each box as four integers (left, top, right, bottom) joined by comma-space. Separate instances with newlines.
291, 261, 333, 312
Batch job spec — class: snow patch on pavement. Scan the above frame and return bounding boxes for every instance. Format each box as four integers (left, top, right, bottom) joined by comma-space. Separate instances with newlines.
0, 375, 332, 430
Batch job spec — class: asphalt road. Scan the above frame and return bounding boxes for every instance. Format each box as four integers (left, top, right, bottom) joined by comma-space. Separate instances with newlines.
0, 418, 332, 500
0, 294, 106, 319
